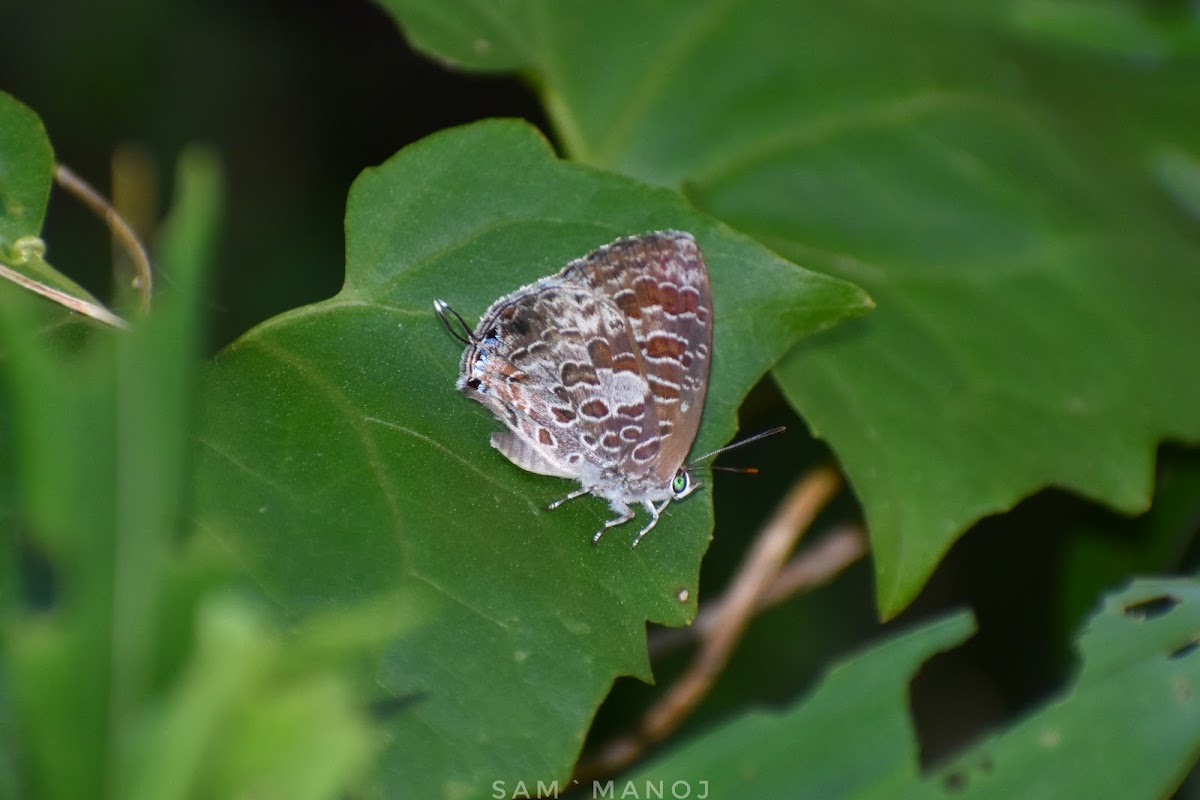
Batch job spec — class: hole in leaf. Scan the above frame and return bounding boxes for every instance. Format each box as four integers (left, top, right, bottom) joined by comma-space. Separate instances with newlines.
1171, 640, 1200, 660
1123, 595, 1178, 620
369, 691, 427, 721
19, 531, 57, 612
910, 638, 1018, 774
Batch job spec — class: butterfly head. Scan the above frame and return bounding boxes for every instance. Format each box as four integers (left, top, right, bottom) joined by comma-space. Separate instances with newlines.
434, 300, 510, 396
670, 468, 700, 500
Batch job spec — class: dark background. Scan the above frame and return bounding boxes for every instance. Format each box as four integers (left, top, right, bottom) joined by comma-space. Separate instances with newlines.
1, 0, 548, 348
4, 0, 1197, 788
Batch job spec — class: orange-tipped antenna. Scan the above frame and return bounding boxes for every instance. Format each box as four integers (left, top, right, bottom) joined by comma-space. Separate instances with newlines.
689, 425, 786, 465
711, 466, 760, 474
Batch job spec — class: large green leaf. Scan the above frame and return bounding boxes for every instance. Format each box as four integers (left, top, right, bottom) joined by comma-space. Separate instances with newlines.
930, 577, 1200, 799
379, 0, 1200, 615
625, 577, 1200, 799
623, 611, 976, 799
190, 119, 869, 797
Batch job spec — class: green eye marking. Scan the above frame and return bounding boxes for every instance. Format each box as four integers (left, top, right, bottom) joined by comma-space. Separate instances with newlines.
672, 473, 688, 493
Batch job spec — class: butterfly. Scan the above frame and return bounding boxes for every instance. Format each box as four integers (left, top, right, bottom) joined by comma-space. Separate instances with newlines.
436, 231, 731, 547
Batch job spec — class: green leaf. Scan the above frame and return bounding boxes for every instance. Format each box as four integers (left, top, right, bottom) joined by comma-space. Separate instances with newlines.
932, 577, 1200, 799
1154, 148, 1200, 221
0, 91, 52, 247
379, 0, 1200, 615
191, 119, 870, 797
116, 593, 379, 800
0, 148, 224, 800
625, 611, 976, 797
0, 90, 124, 328
625, 577, 1200, 799
1056, 449, 1200, 659
0, 282, 118, 800
1009, 0, 1200, 58
2, 147, 379, 800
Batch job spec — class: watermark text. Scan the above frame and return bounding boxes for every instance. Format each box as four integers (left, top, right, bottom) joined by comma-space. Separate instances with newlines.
492, 779, 710, 799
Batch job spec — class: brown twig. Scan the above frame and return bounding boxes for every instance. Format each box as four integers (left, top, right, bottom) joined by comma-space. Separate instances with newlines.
647, 523, 868, 661
575, 466, 855, 780
53, 162, 153, 312
755, 522, 867, 609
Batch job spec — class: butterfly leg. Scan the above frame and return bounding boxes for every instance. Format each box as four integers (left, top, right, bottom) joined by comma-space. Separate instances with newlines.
546, 485, 591, 511
592, 507, 635, 545
630, 499, 672, 549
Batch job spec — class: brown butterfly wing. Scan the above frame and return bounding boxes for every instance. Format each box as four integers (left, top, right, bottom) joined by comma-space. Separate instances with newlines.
459, 277, 656, 488
561, 231, 713, 486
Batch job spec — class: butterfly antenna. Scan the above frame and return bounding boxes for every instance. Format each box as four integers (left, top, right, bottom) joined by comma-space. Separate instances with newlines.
433, 300, 475, 345
689, 426, 786, 465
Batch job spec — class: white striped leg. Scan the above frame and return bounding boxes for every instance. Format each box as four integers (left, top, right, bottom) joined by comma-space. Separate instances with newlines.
546, 486, 590, 511
630, 499, 672, 549
592, 508, 634, 545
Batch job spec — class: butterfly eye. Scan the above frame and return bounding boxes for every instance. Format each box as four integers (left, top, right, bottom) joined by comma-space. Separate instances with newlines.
671, 471, 690, 496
